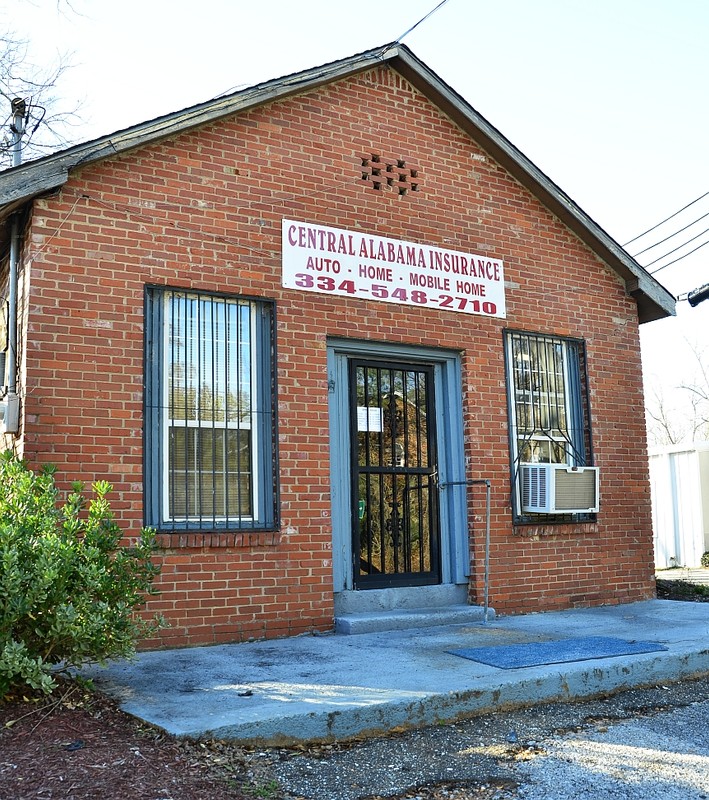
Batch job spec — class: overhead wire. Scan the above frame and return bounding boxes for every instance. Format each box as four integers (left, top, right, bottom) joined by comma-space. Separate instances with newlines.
631, 209, 709, 258
649, 239, 709, 275
0, 134, 45, 159
623, 190, 709, 247
622, 190, 709, 280
642, 225, 709, 268
396, 0, 452, 42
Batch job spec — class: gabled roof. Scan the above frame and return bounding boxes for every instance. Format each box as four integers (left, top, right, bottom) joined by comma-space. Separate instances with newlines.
0, 42, 674, 323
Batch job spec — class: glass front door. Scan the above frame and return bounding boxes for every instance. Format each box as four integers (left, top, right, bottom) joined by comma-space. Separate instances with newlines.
350, 360, 441, 588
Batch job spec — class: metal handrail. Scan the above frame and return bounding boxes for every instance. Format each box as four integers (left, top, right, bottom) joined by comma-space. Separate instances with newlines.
440, 478, 492, 623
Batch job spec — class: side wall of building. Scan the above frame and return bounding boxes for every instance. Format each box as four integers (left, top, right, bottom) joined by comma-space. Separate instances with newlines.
17, 66, 654, 647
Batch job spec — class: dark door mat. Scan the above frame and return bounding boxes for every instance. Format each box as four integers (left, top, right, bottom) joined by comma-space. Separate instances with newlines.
448, 636, 668, 669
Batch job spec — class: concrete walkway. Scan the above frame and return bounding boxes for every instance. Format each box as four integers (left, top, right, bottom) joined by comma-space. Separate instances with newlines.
84, 599, 709, 745
656, 567, 709, 585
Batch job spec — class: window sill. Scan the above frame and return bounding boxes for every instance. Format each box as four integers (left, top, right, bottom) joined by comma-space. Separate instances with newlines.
513, 522, 599, 539
155, 531, 281, 549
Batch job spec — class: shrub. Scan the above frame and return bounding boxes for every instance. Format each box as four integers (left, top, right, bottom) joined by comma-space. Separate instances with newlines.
702, 552, 709, 568
0, 451, 162, 695
656, 578, 709, 602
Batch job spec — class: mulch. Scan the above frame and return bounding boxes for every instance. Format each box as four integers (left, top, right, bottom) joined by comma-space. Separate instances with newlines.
0, 679, 518, 800
0, 680, 263, 800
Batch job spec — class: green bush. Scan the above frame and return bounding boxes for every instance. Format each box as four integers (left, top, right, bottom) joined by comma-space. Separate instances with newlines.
0, 451, 162, 696
702, 552, 709, 568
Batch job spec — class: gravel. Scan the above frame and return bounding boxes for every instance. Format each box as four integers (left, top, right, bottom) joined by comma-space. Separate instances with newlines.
515, 700, 709, 800
263, 677, 709, 800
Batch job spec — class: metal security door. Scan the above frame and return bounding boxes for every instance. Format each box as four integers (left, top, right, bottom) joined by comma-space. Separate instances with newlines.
350, 360, 441, 588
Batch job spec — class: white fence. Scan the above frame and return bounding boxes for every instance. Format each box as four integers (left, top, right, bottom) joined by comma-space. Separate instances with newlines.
649, 442, 709, 568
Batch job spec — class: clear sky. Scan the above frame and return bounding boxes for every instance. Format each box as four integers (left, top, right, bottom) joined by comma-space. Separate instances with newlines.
4, 0, 709, 431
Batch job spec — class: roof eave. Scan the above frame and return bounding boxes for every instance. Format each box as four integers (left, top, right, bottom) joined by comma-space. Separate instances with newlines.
0, 46, 390, 209
0, 42, 675, 323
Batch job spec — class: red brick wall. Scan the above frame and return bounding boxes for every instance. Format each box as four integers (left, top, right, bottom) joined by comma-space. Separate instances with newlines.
17, 65, 654, 647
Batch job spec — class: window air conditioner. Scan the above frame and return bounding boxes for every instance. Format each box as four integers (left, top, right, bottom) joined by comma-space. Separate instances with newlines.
520, 464, 599, 514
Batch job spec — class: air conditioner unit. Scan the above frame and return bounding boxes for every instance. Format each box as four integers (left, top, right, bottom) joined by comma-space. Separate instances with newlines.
520, 464, 599, 514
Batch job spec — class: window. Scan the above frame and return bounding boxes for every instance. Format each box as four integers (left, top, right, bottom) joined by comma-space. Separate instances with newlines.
504, 330, 593, 521
145, 287, 277, 531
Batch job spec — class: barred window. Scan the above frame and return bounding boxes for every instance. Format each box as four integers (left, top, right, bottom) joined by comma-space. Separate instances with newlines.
504, 330, 593, 521
145, 287, 277, 531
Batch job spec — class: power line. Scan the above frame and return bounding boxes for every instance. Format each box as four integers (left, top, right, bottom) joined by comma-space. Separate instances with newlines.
631, 209, 709, 258
623, 190, 709, 247
649, 238, 709, 275
397, 0, 453, 43
641, 224, 709, 267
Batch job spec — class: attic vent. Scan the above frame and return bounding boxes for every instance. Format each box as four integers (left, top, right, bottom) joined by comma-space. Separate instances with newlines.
361, 154, 419, 196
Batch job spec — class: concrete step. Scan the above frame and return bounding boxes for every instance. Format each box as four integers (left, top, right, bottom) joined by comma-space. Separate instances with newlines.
335, 603, 494, 635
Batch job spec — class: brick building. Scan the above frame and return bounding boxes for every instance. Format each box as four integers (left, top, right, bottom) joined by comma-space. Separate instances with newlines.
0, 44, 674, 648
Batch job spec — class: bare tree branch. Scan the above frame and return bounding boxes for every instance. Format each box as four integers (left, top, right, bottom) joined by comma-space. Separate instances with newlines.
667, 339, 709, 443
646, 385, 686, 446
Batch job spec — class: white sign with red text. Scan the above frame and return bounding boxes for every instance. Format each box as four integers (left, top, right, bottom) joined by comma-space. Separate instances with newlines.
282, 219, 506, 318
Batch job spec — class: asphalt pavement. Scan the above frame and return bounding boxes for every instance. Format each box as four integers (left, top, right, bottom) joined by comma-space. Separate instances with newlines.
266, 677, 709, 800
